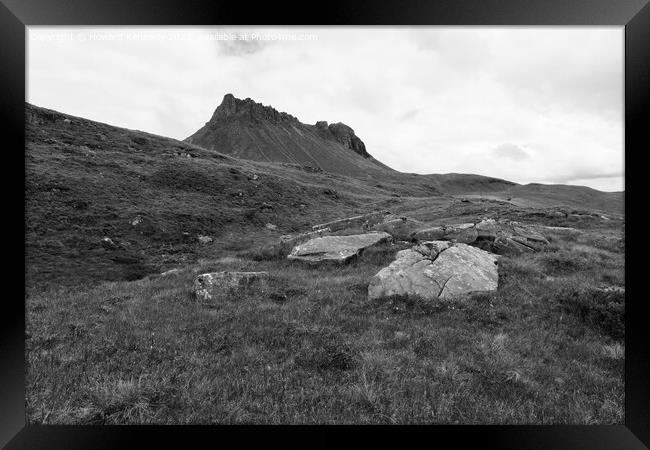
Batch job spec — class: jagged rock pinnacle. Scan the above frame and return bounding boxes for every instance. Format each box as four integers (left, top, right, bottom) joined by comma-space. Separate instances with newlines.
209, 93, 299, 124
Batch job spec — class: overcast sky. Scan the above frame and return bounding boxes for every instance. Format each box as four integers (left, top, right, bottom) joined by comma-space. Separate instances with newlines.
27, 26, 623, 192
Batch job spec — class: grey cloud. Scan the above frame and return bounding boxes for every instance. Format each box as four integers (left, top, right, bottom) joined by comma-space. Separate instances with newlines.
217, 39, 267, 57
492, 143, 530, 161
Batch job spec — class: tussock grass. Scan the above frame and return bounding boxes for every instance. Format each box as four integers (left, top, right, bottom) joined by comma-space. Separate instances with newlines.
26, 225, 624, 424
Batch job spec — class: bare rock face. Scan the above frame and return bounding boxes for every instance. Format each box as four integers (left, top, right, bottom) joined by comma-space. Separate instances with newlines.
327, 122, 370, 158
288, 232, 391, 264
209, 93, 299, 124
368, 242, 498, 300
194, 271, 270, 301
184, 94, 386, 178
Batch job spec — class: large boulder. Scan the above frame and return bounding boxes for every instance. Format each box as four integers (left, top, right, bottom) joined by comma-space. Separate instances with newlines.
288, 232, 391, 264
194, 271, 269, 301
368, 242, 498, 300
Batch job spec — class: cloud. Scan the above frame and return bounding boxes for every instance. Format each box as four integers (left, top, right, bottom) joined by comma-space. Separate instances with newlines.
26, 26, 623, 192
492, 143, 530, 161
217, 38, 267, 57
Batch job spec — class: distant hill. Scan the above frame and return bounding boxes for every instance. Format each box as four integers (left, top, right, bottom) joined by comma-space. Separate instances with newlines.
502, 183, 624, 214
185, 94, 393, 178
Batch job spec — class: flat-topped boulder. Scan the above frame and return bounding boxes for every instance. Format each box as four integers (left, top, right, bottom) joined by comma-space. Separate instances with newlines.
194, 271, 270, 301
288, 232, 391, 264
368, 242, 498, 300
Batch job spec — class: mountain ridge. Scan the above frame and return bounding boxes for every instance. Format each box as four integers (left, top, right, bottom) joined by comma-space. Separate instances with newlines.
185, 94, 390, 176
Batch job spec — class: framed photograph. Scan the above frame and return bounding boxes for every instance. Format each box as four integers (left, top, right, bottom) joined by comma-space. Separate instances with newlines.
2, 0, 648, 448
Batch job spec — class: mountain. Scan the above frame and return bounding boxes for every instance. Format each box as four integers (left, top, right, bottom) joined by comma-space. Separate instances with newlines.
185, 94, 394, 177
25, 102, 623, 287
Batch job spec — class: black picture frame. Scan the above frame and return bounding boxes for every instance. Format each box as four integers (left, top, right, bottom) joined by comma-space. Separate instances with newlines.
2, 0, 648, 448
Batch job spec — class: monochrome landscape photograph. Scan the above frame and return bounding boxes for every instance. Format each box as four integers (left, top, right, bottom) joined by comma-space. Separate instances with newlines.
25, 26, 624, 424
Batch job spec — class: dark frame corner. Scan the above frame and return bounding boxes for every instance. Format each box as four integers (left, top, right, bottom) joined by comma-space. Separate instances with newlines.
2, 0, 648, 448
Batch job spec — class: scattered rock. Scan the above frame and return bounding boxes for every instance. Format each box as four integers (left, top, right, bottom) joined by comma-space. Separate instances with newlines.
160, 268, 181, 277
289, 232, 391, 264
197, 235, 213, 244
62, 118, 71, 125
412, 223, 477, 244
265, 223, 278, 231
271, 228, 332, 257
411, 219, 549, 255
368, 242, 498, 301
194, 271, 270, 301
540, 226, 580, 232
492, 236, 536, 255
101, 237, 117, 250
312, 211, 390, 233
411, 226, 446, 241
131, 215, 143, 227
371, 215, 425, 240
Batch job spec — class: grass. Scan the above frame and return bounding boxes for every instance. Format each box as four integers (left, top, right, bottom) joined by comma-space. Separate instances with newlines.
26, 228, 624, 424
25, 103, 625, 424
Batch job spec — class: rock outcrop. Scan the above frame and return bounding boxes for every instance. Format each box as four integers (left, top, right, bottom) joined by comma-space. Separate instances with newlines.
288, 232, 391, 264
263, 228, 333, 257
327, 122, 369, 158
184, 94, 390, 177
312, 211, 390, 233
194, 271, 270, 301
208, 93, 299, 124
371, 215, 425, 241
410, 219, 549, 255
368, 242, 498, 300
412, 223, 478, 244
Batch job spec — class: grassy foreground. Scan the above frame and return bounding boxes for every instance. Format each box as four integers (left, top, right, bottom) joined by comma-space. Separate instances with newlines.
25, 225, 624, 424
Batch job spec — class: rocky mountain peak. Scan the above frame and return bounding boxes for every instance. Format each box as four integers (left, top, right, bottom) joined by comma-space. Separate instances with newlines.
209, 93, 299, 124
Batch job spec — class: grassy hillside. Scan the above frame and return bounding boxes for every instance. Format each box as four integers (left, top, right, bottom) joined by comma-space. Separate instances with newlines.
25, 103, 624, 424
503, 183, 623, 213
25, 103, 440, 288
26, 227, 624, 424
26, 103, 622, 288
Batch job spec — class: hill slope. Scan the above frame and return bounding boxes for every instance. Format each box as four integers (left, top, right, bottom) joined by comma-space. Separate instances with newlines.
25, 103, 623, 287
24, 103, 451, 287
